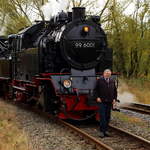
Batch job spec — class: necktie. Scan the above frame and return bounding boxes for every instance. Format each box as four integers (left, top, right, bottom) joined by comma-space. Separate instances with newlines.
106, 78, 109, 83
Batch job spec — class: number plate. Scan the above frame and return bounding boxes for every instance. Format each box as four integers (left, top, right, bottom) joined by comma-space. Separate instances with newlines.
73, 41, 95, 48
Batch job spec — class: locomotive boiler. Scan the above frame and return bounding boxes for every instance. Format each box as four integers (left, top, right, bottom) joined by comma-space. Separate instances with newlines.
1, 7, 114, 120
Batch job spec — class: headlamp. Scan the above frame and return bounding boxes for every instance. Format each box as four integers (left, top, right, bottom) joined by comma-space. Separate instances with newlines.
63, 79, 72, 88
83, 26, 89, 32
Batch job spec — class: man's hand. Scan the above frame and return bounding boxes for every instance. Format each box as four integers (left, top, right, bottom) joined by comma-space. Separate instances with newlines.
96, 97, 102, 103
112, 99, 117, 107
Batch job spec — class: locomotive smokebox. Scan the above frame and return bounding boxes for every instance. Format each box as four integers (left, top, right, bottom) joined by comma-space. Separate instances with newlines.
72, 7, 85, 21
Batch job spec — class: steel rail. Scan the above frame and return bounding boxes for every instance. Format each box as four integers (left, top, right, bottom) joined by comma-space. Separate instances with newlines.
109, 124, 150, 147
58, 119, 113, 150
73, 123, 150, 149
2, 99, 150, 149
121, 102, 150, 115
2, 100, 113, 150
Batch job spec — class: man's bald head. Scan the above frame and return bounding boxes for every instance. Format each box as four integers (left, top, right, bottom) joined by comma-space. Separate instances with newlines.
103, 69, 112, 78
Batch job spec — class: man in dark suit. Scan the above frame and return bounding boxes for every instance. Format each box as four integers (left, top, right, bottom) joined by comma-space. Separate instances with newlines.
95, 69, 117, 138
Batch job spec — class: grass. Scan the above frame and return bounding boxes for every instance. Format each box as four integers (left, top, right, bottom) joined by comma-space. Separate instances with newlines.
122, 78, 150, 104
112, 111, 150, 134
0, 100, 30, 150
112, 111, 145, 126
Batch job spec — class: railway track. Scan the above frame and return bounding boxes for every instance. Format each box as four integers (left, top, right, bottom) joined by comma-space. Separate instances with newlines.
76, 123, 150, 150
59, 120, 113, 150
2, 99, 150, 150
3, 100, 112, 150
121, 102, 150, 115
109, 125, 150, 149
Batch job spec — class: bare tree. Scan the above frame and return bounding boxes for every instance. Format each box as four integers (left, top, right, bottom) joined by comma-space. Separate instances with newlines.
0, 0, 49, 34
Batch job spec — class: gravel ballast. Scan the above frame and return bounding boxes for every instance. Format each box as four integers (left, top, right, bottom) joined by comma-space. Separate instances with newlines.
1, 99, 150, 150
1, 101, 96, 150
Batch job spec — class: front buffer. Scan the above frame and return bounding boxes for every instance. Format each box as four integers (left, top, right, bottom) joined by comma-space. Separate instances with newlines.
40, 69, 99, 121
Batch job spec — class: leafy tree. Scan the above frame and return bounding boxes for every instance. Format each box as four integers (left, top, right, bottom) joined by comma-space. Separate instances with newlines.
105, 0, 149, 78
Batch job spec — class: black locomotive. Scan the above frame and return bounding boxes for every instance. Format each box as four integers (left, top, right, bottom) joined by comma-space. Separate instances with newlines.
0, 7, 115, 120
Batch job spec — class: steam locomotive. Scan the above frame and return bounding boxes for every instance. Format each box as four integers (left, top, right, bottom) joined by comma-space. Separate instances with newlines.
0, 7, 116, 120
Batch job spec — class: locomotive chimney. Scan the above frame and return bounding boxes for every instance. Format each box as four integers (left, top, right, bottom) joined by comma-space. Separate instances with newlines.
72, 7, 85, 21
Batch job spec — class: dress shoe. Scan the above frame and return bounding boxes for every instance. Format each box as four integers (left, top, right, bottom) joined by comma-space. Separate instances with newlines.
104, 131, 111, 137
99, 132, 105, 138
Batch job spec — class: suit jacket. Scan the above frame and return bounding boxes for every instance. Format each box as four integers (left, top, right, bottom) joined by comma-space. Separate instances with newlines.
94, 76, 117, 103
